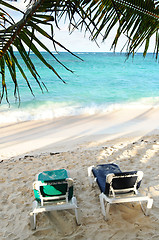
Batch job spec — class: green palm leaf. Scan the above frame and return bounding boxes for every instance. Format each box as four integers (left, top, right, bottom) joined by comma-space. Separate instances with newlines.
86, 0, 159, 56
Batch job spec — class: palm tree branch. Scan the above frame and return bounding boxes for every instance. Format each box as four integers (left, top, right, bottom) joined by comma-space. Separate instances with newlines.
0, 0, 45, 58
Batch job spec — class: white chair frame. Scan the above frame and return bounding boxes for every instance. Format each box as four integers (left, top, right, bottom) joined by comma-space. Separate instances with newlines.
88, 165, 153, 220
30, 178, 81, 229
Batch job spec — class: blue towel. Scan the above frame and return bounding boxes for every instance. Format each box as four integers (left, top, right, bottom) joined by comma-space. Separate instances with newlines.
92, 164, 122, 194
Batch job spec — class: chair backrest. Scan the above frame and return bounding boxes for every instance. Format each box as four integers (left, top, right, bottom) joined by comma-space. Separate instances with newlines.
105, 171, 143, 196
41, 178, 73, 200
33, 178, 73, 203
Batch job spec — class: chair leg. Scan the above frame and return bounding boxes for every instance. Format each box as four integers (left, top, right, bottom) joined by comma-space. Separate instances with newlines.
75, 207, 81, 225
105, 202, 110, 221
145, 198, 153, 216
140, 198, 153, 216
146, 198, 153, 215
99, 194, 106, 219
72, 197, 81, 225
30, 200, 38, 230
99, 193, 110, 220
30, 212, 36, 230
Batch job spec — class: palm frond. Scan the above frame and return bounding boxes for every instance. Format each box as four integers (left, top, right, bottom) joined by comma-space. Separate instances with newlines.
0, 0, 94, 103
82, 0, 159, 56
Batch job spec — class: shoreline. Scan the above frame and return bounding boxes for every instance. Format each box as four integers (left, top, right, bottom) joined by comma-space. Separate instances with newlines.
1, 106, 159, 160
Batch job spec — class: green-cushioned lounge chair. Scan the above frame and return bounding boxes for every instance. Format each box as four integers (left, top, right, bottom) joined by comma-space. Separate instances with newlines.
88, 163, 153, 220
30, 169, 81, 229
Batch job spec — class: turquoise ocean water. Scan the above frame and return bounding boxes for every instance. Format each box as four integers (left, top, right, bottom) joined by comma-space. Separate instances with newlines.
0, 52, 159, 123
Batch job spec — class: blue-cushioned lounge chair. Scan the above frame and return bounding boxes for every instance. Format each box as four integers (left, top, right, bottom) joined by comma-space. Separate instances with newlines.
88, 163, 153, 220
30, 169, 81, 229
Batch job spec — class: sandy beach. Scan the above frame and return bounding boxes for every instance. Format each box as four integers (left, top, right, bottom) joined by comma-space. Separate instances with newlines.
1, 106, 159, 239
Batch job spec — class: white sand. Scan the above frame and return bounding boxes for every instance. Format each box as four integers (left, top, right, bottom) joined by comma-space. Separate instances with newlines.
1, 107, 159, 239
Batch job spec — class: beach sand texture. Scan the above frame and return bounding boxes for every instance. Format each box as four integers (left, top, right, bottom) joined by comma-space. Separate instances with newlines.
1, 107, 159, 239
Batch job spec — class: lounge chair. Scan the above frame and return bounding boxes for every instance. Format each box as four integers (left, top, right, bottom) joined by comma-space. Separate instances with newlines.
30, 169, 81, 229
88, 163, 153, 220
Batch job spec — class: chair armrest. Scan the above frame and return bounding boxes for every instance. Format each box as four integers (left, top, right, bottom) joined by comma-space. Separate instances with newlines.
88, 165, 96, 186
66, 178, 74, 188
33, 181, 47, 191
137, 171, 143, 182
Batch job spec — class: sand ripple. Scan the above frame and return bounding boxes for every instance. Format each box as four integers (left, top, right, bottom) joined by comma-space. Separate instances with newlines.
1, 135, 159, 239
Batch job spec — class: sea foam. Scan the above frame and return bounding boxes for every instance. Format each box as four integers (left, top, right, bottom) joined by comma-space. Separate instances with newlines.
0, 97, 158, 124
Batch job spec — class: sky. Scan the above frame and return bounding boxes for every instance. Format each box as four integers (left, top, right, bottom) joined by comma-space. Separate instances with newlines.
4, 0, 155, 53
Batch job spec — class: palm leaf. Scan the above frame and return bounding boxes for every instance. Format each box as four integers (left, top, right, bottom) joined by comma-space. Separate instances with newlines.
8, 46, 35, 98
86, 0, 159, 55
0, 0, 89, 103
